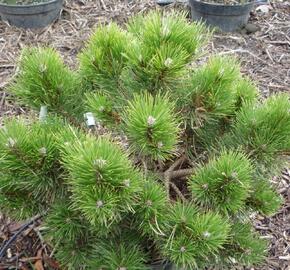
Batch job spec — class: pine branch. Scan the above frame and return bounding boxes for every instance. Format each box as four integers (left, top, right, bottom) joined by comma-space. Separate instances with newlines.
170, 168, 194, 179
163, 155, 187, 198
170, 182, 186, 202
167, 155, 187, 172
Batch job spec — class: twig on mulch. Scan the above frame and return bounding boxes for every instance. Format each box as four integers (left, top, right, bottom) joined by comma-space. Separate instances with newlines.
0, 214, 42, 259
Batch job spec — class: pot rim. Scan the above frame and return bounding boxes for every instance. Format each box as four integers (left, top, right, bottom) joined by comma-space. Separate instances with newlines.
190, 0, 255, 8
0, 0, 62, 8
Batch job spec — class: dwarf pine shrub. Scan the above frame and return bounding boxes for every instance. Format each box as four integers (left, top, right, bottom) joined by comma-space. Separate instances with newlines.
1, 10, 289, 270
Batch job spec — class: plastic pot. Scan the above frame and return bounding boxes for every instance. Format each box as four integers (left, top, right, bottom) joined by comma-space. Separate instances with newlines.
150, 261, 175, 270
0, 0, 63, 28
189, 0, 255, 32
156, 0, 174, 5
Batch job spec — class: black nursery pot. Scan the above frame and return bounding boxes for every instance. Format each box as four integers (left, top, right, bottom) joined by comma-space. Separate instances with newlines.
189, 0, 255, 32
151, 262, 176, 270
0, 0, 63, 28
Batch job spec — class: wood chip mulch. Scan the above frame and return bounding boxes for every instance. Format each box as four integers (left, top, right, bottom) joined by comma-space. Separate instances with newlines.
0, 0, 289, 269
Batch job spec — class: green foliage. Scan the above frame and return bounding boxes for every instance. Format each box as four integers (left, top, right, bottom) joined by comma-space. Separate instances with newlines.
178, 56, 240, 130
166, 201, 199, 230
247, 177, 283, 215
224, 222, 267, 266
79, 23, 130, 93
1, 9, 289, 270
125, 11, 210, 92
95, 242, 148, 269
0, 176, 41, 220
192, 212, 230, 255
53, 236, 98, 270
62, 136, 141, 234
163, 233, 199, 269
161, 202, 230, 269
0, 118, 69, 219
175, 56, 245, 150
85, 91, 120, 127
234, 77, 258, 110
227, 94, 290, 165
44, 201, 89, 243
123, 41, 190, 93
127, 11, 208, 60
134, 179, 168, 237
44, 201, 102, 270
45, 204, 149, 270
123, 92, 180, 160
190, 151, 253, 214
10, 47, 83, 119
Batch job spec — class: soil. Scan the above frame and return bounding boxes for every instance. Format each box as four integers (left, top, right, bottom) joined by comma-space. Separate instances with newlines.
0, 0, 289, 269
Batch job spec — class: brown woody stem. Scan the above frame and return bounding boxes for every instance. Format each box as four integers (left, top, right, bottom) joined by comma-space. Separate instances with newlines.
170, 168, 194, 179
163, 155, 187, 199
170, 182, 186, 202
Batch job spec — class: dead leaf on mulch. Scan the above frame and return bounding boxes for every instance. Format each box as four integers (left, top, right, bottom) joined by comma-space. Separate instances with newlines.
34, 249, 44, 270
43, 254, 60, 269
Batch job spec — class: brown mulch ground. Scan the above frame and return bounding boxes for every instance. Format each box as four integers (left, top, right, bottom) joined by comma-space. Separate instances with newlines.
0, 0, 289, 269
211, 1, 289, 97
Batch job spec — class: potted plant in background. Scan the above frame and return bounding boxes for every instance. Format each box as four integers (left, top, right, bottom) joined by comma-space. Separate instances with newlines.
0, 0, 63, 28
188, 0, 257, 32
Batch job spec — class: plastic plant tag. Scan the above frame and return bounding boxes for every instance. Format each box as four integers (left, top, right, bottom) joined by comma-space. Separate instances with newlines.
39, 105, 47, 122
84, 112, 96, 128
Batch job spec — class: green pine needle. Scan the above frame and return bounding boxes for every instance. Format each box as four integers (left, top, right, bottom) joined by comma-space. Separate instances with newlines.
234, 77, 258, 110
163, 202, 230, 269
62, 136, 141, 232
0, 118, 68, 209
0, 10, 286, 270
224, 222, 267, 266
192, 212, 230, 256
247, 177, 283, 216
162, 234, 198, 269
53, 237, 98, 270
94, 242, 148, 269
127, 11, 209, 59
178, 55, 241, 130
0, 178, 42, 220
63, 136, 138, 188
124, 11, 210, 93
135, 179, 168, 237
190, 150, 253, 214
124, 42, 190, 92
44, 201, 90, 244
123, 92, 180, 161
10, 47, 83, 119
227, 93, 290, 165
70, 185, 123, 234
166, 201, 199, 231
78, 23, 130, 92
85, 91, 119, 127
